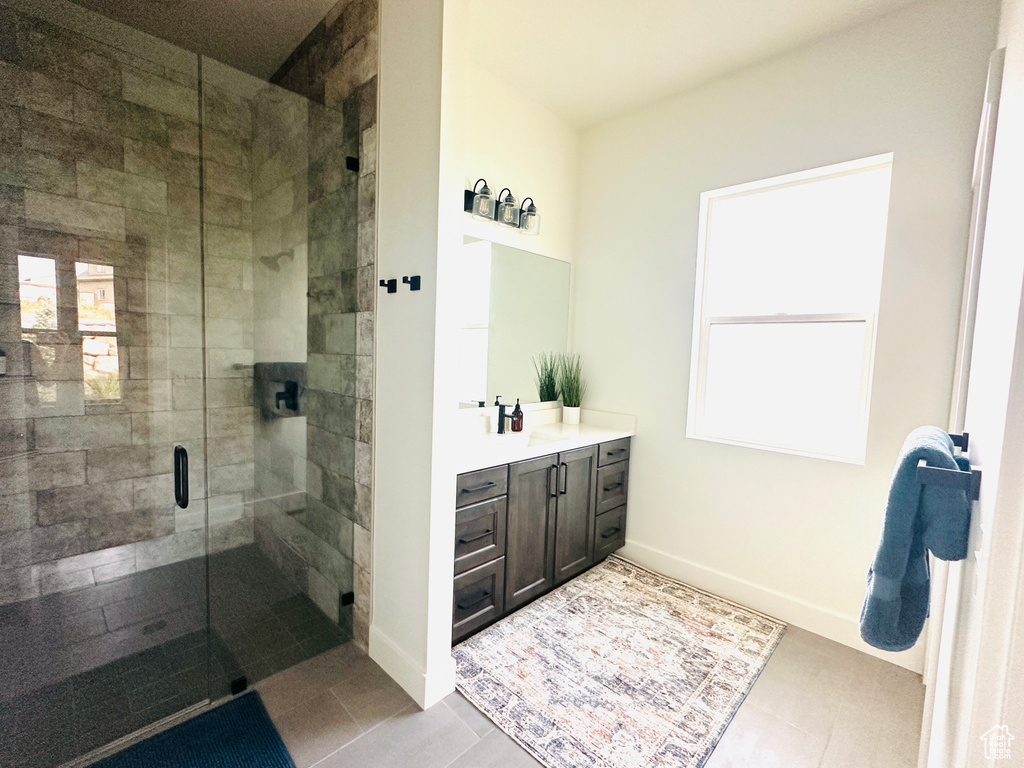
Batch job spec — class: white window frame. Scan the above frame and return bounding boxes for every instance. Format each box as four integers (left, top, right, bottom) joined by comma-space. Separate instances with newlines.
686, 153, 893, 464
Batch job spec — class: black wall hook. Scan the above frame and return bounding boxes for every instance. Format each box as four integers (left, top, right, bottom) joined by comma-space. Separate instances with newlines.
403, 275, 421, 291
379, 278, 397, 293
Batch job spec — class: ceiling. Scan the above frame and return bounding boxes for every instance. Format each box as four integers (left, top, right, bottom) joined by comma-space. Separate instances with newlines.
65, 0, 337, 79
461, 0, 921, 127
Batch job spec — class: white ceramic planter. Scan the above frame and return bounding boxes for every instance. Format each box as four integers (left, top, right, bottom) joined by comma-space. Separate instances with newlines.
562, 406, 581, 425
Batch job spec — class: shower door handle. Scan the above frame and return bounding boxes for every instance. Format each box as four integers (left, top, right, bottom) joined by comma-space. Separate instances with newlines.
174, 445, 189, 509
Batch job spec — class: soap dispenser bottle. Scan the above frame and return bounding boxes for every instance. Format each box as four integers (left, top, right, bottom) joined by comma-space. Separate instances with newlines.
511, 399, 524, 432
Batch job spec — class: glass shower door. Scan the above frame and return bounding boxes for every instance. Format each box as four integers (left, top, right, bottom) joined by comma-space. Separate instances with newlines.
0, 9, 211, 765
0, 6, 358, 765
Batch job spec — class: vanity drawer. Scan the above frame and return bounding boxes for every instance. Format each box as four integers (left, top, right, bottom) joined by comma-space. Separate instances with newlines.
456, 466, 508, 508
453, 557, 505, 643
455, 497, 507, 575
593, 506, 626, 561
596, 462, 629, 515
598, 438, 631, 467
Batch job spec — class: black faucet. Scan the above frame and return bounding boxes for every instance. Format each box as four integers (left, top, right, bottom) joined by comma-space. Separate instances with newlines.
494, 396, 513, 434
276, 380, 299, 411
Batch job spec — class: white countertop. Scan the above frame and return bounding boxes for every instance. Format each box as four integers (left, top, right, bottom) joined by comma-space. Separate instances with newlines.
452, 409, 635, 474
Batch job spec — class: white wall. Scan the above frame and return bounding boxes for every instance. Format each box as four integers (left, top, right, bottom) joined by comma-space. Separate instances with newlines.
928, 0, 1024, 763
370, 0, 450, 708
445, 39, 579, 266
572, 0, 999, 672
388, 0, 584, 705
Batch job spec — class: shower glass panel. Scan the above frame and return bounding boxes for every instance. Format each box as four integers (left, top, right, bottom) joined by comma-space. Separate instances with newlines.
202, 57, 354, 699
0, 5, 355, 766
0, 6, 210, 765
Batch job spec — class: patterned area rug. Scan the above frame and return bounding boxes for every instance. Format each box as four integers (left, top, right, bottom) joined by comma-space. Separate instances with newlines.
454, 555, 786, 768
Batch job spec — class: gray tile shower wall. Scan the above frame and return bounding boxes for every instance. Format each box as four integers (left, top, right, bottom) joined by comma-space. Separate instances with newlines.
0, 6, 222, 606
270, 0, 377, 650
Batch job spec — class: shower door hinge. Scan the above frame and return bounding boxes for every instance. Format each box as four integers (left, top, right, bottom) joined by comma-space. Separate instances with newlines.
346, 156, 359, 172
340, 591, 355, 606
230, 676, 248, 695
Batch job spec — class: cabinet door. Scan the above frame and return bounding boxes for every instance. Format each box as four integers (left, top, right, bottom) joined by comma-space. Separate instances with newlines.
505, 455, 558, 611
554, 445, 598, 584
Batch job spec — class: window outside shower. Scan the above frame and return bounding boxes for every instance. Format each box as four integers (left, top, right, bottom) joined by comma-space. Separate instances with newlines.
17, 254, 121, 402
687, 154, 893, 462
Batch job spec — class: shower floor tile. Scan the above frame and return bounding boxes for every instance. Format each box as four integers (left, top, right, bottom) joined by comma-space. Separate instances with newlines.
0, 544, 348, 768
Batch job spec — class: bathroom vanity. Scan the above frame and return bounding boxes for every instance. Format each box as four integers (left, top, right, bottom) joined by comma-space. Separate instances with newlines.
451, 428, 632, 643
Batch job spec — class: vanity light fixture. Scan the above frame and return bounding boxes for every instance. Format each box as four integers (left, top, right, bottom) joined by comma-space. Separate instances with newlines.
464, 178, 495, 220
519, 197, 540, 235
464, 178, 539, 234
495, 188, 520, 227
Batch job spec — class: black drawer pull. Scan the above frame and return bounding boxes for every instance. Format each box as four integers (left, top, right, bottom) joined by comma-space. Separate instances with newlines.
560, 462, 568, 495
456, 590, 491, 611
461, 481, 497, 494
458, 529, 493, 545
606, 448, 627, 456
600, 527, 622, 539
602, 482, 623, 492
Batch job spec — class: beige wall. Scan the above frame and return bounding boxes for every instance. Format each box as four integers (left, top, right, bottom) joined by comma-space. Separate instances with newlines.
571, 0, 999, 672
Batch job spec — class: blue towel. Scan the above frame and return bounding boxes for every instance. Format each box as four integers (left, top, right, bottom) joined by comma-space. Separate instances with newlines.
859, 426, 973, 652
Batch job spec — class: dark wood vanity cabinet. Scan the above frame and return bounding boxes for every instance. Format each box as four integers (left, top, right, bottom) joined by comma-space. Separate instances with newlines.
551, 446, 599, 586
504, 456, 558, 611
453, 438, 629, 644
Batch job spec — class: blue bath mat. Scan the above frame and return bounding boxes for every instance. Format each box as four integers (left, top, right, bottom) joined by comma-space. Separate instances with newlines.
93, 692, 295, 768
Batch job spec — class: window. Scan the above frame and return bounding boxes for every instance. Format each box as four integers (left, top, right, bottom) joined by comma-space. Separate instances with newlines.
17, 255, 122, 403
687, 154, 893, 463
76, 262, 120, 401
17, 255, 58, 330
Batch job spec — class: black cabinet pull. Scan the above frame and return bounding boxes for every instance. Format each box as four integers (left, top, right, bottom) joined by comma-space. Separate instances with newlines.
461, 481, 496, 494
456, 591, 491, 611
602, 482, 623, 492
606, 448, 627, 456
600, 527, 621, 539
560, 462, 568, 495
458, 529, 493, 545
173, 445, 188, 509
549, 464, 558, 498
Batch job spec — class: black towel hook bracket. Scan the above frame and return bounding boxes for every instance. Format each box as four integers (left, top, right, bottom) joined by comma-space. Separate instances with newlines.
916, 432, 980, 501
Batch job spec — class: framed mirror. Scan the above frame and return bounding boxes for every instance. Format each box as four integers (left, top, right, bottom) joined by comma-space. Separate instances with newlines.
455, 237, 570, 408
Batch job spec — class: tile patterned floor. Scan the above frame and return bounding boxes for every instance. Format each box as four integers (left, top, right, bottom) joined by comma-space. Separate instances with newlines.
0, 545, 347, 768
260, 626, 925, 768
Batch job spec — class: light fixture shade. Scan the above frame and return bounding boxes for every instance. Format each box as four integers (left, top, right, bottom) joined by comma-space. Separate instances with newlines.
496, 188, 520, 227
472, 184, 494, 220
465, 179, 495, 220
520, 198, 540, 235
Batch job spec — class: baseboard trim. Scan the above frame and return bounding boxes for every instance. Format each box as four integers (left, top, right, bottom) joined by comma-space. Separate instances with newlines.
368, 624, 456, 709
369, 624, 426, 706
619, 540, 925, 674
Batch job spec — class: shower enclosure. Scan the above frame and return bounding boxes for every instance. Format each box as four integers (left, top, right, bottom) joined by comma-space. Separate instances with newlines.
0, 4, 360, 765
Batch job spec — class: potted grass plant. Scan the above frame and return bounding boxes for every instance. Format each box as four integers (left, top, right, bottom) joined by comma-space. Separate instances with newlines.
532, 352, 560, 403
558, 352, 587, 425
